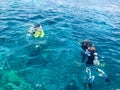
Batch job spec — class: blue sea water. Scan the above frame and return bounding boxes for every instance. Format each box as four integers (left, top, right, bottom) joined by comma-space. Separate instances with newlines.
0, 0, 120, 90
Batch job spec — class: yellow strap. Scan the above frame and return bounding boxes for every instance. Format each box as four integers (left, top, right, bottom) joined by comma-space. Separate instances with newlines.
40, 29, 45, 38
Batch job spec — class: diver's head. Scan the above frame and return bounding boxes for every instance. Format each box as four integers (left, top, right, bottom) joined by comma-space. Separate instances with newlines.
83, 42, 87, 45
83, 40, 92, 47
83, 40, 89, 44
34, 24, 40, 28
34, 24, 41, 30
89, 47, 96, 52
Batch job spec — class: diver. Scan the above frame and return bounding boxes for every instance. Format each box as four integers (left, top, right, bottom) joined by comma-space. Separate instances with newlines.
26, 24, 46, 48
81, 40, 101, 67
27, 24, 45, 38
80, 40, 110, 89
85, 46, 97, 89
81, 40, 92, 63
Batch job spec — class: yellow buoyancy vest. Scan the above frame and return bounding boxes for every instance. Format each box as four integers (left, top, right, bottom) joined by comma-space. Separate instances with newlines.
33, 29, 45, 38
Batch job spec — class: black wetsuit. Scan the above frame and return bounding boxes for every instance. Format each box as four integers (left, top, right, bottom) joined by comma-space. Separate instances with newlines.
86, 50, 95, 67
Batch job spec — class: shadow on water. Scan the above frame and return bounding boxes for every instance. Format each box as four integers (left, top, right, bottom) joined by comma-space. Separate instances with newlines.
26, 56, 49, 67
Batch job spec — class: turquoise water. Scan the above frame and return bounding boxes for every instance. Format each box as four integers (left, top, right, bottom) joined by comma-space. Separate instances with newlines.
0, 0, 120, 90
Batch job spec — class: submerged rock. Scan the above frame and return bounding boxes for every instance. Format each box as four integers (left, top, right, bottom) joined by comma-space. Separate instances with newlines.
0, 70, 34, 90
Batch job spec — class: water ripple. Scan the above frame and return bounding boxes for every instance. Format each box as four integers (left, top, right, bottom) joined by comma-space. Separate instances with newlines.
0, 0, 120, 90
